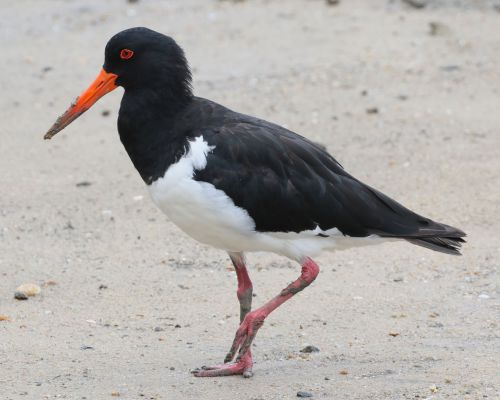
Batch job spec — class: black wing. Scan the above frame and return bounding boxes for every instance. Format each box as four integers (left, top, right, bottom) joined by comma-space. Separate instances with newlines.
190, 100, 465, 252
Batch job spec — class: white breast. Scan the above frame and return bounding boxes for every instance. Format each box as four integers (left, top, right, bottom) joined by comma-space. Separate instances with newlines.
148, 136, 258, 253
148, 136, 390, 261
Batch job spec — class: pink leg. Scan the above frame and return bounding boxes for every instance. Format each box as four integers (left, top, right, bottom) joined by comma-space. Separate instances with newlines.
193, 257, 320, 378
230, 252, 254, 324
192, 252, 254, 378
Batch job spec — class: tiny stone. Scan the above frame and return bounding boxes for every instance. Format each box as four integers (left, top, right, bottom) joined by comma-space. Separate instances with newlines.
339, 369, 349, 375
428, 21, 448, 36
14, 291, 29, 300
99, 284, 108, 290
300, 345, 320, 353
174, 324, 181, 328
101, 110, 111, 117
80, 345, 94, 350
366, 107, 379, 114
326, 0, 340, 5
16, 283, 41, 297
76, 181, 92, 187
440, 65, 460, 72
297, 391, 313, 398
154, 326, 164, 332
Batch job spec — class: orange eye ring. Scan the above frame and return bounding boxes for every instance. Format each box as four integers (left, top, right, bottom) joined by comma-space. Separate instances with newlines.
120, 49, 134, 60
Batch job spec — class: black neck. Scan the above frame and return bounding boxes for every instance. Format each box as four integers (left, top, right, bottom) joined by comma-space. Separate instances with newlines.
117, 86, 194, 184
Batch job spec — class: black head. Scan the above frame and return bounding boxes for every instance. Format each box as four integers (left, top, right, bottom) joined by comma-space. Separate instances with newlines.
104, 27, 192, 95
44, 27, 192, 139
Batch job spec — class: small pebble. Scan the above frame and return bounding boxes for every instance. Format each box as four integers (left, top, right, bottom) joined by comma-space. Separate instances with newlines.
389, 331, 400, 337
101, 110, 111, 117
440, 65, 460, 72
300, 345, 320, 353
80, 345, 94, 350
16, 283, 41, 297
111, 391, 120, 397
297, 391, 313, 398
0, 315, 11, 321
366, 107, 379, 114
76, 181, 92, 187
154, 326, 164, 332
339, 369, 349, 375
428, 21, 449, 36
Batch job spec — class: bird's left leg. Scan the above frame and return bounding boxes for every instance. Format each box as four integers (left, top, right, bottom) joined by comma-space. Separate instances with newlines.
193, 256, 320, 378
191, 252, 254, 378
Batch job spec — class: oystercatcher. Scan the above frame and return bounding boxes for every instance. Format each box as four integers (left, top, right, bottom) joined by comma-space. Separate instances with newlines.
44, 27, 465, 378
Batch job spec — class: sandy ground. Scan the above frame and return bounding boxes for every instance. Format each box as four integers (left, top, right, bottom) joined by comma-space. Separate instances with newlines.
1, 0, 499, 399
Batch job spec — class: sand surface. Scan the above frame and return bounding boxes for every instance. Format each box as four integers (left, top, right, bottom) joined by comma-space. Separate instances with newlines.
1, 1, 499, 399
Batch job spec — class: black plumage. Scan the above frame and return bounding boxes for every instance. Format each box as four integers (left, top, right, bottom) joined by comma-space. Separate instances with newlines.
106, 28, 465, 255
119, 93, 465, 254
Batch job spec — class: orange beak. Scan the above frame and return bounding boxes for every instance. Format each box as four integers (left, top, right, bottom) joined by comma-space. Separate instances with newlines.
44, 68, 118, 140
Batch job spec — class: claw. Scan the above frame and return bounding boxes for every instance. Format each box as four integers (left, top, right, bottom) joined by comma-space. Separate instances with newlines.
192, 351, 253, 378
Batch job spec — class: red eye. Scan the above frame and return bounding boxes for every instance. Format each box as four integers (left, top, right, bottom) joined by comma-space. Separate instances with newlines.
120, 49, 134, 60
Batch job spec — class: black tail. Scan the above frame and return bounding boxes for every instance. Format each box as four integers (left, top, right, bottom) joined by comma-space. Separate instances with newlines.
407, 235, 466, 256
359, 185, 467, 255
404, 220, 466, 255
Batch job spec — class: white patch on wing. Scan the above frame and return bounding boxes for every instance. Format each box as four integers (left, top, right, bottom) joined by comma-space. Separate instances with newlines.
148, 136, 394, 261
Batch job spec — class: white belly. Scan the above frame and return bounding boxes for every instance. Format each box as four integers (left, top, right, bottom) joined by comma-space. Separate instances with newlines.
148, 136, 390, 260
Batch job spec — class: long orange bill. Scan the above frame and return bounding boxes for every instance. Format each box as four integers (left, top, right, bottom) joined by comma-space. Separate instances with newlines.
44, 68, 118, 140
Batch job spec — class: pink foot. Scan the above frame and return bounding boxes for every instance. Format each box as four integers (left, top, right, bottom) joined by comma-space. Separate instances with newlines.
224, 310, 265, 363
191, 350, 253, 378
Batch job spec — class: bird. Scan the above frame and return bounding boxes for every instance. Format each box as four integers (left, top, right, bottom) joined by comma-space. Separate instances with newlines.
44, 27, 466, 378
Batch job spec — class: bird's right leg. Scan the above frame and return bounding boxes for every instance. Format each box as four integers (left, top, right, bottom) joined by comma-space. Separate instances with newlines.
229, 252, 253, 324
191, 252, 254, 378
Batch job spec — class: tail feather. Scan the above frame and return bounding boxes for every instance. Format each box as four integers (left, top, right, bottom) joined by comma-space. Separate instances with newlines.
377, 217, 467, 255
407, 236, 466, 255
